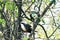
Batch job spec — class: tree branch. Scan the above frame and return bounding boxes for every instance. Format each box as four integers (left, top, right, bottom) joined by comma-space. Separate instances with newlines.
25, 2, 34, 12
48, 27, 57, 38
38, 24, 49, 40
41, 0, 55, 18
48, 6, 58, 38
37, 0, 42, 16
21, 9, 32, 21
21, 2, 35, 21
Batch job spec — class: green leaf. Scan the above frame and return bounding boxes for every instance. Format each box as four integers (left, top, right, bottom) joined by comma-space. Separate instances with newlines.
32, 0, 34, 2
22, 37, 28, 40
5, 2, 15, 10
0, 19, 3, 23
0, 19, 5, 24
0, 0, 2, 2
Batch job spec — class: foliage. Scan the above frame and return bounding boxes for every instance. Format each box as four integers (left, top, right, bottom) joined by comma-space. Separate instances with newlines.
22, 37, 28, 40
5, 2, 15, 10
0, 0, 60, 40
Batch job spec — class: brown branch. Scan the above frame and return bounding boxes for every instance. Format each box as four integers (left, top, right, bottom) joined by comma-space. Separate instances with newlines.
41, 0, 55, 18
48, 9, 60, 38
38, 24, 49, 40
21, 9, 32, 21
48, 27, 57, 38
21, 2, 35, 21
25, 2, 34, 12
48, 6, 58, 38
37, 0, 42, 16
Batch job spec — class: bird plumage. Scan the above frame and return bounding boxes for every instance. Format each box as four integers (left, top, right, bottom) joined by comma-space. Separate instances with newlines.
21, 23, 32, 33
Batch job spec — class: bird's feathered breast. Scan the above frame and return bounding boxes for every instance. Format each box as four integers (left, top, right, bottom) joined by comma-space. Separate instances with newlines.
21, 23, 32, 33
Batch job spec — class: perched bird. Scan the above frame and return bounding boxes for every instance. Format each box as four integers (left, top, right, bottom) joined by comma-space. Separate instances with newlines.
21, 23, 32, 33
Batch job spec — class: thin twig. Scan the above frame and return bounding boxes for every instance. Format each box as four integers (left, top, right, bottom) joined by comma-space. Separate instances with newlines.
48, 7, 57, 38
21, 2, 35, 21
49, 7, 60, 38
25, 2, 35, 12
21, 9, 32, 21
38, 24, 49, 40
45, 1, 60, 38
48, 25, 60, 38
37, 0, 42, 16
41, 0, 55, 18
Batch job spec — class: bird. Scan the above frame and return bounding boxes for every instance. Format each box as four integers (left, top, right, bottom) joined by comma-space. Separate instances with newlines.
21, 23, 32, 33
